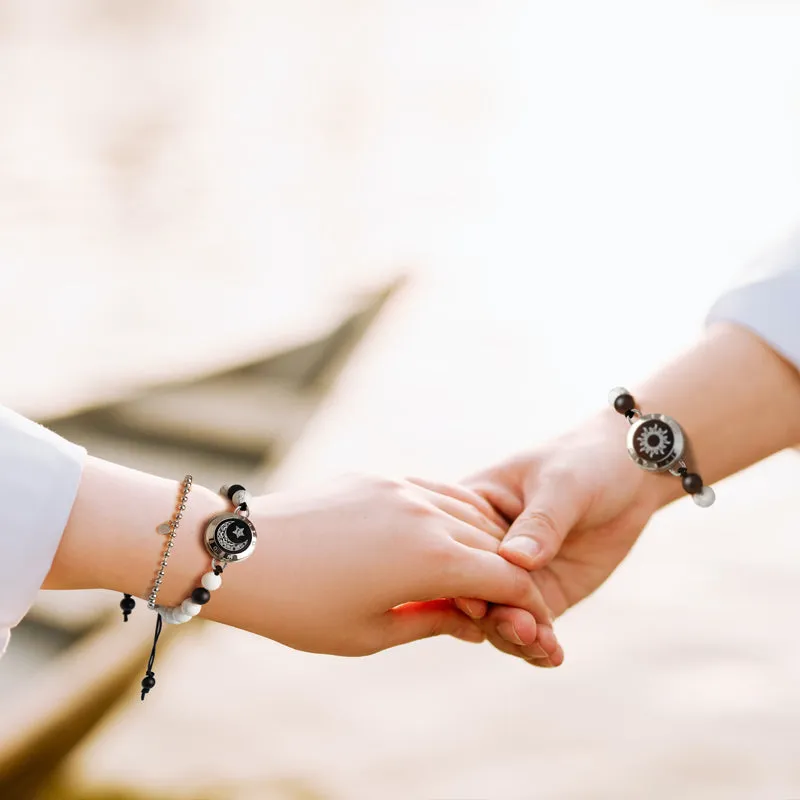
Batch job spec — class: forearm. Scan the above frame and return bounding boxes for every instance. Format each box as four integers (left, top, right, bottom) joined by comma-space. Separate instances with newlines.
44, 456, 227, 607
625, 322, 800, 509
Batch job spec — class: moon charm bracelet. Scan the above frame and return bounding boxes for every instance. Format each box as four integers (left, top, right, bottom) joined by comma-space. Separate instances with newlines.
139, 481, 258, 700
609, 387, 716, 508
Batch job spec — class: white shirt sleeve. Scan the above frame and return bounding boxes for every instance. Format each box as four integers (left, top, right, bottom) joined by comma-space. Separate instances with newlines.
0, 405, 85, 658
706, 226, 800, 370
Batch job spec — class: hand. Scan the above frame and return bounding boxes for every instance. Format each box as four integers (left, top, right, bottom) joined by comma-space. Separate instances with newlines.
199, 474, 561, 658
449, 410, 662, 666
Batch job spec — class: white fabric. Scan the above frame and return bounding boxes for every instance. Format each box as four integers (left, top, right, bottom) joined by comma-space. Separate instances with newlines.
707, 227, 800, 371
0, 405, 85, 657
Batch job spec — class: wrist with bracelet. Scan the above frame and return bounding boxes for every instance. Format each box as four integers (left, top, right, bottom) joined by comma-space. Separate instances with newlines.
120, 478, 259, 700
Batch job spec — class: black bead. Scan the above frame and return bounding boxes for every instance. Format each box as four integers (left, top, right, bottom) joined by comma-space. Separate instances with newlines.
120, 595, 136, 611
226, 484, 246, 502
613, 393, 635, 415
142, 675, 156, 689
191, 587, 211, 605
682, 472, 703, 494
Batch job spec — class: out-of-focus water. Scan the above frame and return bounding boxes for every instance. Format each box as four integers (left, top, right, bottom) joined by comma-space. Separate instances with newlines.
3, 1, 800, 797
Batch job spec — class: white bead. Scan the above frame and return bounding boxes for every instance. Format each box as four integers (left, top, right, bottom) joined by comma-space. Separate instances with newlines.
181, 599, 202, 617
232, 489, 250, 506
171, 608, 193, 624
160, 608, 178, 625
608, 386, 631, 407
201, 571, 223, 591
692, 485, 716, 508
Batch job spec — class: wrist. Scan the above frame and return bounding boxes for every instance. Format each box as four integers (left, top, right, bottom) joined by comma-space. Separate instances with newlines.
562, 407, 671, 515
50, 457, 229, 599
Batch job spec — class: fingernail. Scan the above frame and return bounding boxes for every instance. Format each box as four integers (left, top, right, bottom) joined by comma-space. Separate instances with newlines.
455, 626, 485, 644
462, 600, 486, 619
497, 621, 525, 646
502, 537, 540, 563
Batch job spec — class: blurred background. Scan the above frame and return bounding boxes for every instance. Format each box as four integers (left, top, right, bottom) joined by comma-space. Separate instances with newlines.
2, 1, 800, 798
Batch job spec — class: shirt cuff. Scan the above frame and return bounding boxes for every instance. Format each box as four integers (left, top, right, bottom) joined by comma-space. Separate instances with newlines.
706, 270, 800, 373
0, 406, 86, 657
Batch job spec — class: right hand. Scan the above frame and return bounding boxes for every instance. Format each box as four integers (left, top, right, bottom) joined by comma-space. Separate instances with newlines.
199, 474, 561, 659
447, 410, 661, 666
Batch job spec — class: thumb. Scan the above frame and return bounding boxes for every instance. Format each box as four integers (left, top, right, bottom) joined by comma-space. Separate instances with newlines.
379, 600, 485, 650
499, 471, 585, 570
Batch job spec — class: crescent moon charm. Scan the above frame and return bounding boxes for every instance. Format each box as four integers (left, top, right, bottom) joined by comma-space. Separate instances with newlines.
204, 513, 258, 562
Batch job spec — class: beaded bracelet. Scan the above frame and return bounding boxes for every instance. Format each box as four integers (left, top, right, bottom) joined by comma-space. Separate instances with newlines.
155, 484, 257, 625
609, 387, 716, 508
139, 482, 258, 700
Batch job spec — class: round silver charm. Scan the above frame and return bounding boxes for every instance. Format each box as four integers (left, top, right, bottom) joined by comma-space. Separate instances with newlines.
626, 413, 685, 473
204, 513, 258, 563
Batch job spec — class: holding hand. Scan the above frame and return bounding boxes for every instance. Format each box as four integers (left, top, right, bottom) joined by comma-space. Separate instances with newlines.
53, 459, 561, 662
215, 474, 560, 657
453, 324, 800, 667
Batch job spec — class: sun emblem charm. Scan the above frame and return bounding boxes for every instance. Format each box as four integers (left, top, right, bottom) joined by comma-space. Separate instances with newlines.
626, 413, 685, 472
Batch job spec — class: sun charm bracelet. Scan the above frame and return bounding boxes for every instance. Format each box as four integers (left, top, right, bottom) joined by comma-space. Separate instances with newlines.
608, 387, 715, 508
139, 482, 258, 700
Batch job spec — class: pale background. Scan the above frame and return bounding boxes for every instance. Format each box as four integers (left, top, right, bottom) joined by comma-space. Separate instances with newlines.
2, 1, 800, 798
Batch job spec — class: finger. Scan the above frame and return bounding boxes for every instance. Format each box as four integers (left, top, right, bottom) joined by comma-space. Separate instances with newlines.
526, 657, 556, 668
482, 605, 560, 657
520, 643, 548, 659
483, 604, 538, 647
499, 471, 587, 570
461, 475, 525, 525
454, 597, 488, 619
407, 477, 510, 532
379, 600, 486, 650
524, 643, 564, 668
441, 544, 553, 627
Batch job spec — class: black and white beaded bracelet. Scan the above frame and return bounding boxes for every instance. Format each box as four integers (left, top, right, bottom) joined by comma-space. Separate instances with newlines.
155, 484, 257, 625
139, 482, 258, 700
609, 387, 716, 507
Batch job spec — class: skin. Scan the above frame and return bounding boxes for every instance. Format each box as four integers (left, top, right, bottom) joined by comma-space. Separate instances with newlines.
449, 323, 800, 667
44, 464, 562, 659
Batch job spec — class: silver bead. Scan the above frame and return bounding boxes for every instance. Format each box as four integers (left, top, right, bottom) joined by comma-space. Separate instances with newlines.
692, 485, 716, 508
232, 489, 250, 507
167, 542, 174, 549
176, 512, 183, 521
180, 504, 186, 511
608, 386, 631, 407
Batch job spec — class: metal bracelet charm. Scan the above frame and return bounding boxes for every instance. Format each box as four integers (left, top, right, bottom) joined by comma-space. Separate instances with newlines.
609, 387, 715, 508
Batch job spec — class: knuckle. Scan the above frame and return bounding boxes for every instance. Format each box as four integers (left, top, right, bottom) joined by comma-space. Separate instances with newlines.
519, 508, 559, 541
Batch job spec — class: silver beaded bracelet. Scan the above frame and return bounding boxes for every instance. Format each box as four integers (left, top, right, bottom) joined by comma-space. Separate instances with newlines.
609, 387, 716, 507
119, 475, 193, 622
139, 481, 259, 700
